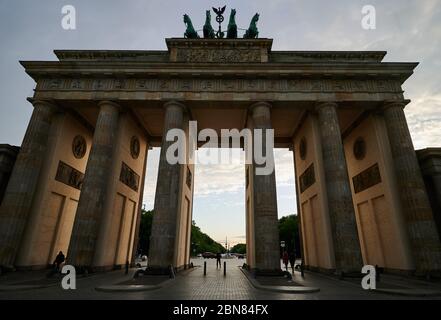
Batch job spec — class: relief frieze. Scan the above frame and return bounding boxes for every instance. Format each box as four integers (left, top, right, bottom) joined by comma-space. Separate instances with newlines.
38, 78, 403, 94
176, 48, 261, 63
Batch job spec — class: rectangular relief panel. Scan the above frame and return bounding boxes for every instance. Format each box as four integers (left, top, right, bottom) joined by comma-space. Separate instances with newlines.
357, 201, 385, 267
299, 164, 315, 193
115, 199, 136, 265
352, 163, 382, 194
108, 193, 125, 265
50, 198, 78, 263
301, 200, 317, 267
310, 195, 325, 268
36, 192, 65, 265
55, 161, 84, 190
371, 195, 395, 268
119, 162, 140, 192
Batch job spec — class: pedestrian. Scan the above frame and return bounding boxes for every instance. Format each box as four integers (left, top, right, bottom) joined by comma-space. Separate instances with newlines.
282, 251, 289, 271
289, 252, 295, 273
53, 251, 65, 271
216, 252, 222, 269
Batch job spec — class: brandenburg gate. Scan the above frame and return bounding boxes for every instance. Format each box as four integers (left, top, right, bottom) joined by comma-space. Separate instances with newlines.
0, 38, 440, 276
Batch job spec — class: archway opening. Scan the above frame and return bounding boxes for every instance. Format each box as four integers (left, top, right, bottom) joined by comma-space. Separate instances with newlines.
135, 146, 300, 272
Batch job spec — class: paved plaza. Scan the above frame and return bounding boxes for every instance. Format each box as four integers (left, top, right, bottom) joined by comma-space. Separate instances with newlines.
1, 258, 440, 300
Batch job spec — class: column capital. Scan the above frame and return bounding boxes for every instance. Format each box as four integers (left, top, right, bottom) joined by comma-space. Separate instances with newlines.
97, 100, 122, 112
248, 102, 272, 128
28, 98, 60, 113
382, 99, 410, 112
248, 101, 272, 113
314, 101, 338, 112
163, 100, 188, 113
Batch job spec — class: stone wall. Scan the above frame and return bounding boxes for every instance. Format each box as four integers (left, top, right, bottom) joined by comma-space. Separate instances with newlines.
293, 114, 335, 272
343, 115, 414, 272
15, 113, 92, 269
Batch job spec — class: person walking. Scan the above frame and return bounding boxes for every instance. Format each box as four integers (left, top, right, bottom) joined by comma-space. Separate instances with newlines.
282, 251, 289, 271
216, 252, 222, 269
289, 252, 296, 274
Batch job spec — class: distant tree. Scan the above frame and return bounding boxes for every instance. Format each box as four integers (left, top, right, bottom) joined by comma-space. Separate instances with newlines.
137, 209, 153, 256
278, 214, 300, 258
230, 243, 246, 254
191, 222, 226, 255
136, 211, 301, 259
137, 211, 225, 257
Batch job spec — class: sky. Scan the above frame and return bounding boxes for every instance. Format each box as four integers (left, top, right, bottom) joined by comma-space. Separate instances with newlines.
0, 0, 440, 246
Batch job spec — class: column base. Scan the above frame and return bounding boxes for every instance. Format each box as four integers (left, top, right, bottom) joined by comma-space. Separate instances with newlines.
0, 265, 16, 274
250, 268, 285, 277
142, 266, 173, 276
303, 265, 364, 278
414, 270, 441, 280
137, 263, 193, 277
304, 265, 336, 275
15, 264, 49, 271
69, 265, 115, 274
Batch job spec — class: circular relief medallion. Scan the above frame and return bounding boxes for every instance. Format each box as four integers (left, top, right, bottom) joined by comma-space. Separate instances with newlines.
299, 137, 307, 160
72, 135, 87, 159
353, 137, 366, 160
130, 136, 140, 159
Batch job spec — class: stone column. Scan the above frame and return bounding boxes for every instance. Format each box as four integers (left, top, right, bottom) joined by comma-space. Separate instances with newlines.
68, 101, 120, 269
0, 100, 57, 268
316, 102, 363, 273
249, 102, 281, 272
148, 101, 185, 270
383, 101, 441, 274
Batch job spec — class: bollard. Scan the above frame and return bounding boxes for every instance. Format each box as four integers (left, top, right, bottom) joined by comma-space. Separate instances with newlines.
300, 263, 304, 278
224, 261, 226, 276
204, 261, 207, 276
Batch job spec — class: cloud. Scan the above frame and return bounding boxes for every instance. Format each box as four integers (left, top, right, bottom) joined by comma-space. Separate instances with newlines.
143, 148, 294, 199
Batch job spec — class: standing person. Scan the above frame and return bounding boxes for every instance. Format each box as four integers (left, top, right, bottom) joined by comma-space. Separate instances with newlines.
289, 252, 296, 274
282, 251, 289, 271
216, 252, 222, 269
53, 251, 65, 271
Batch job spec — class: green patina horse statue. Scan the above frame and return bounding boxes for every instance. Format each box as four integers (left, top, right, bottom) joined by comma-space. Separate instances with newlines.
227, 9, 237, 39
183, 14, 199, 39
244, 13, 259, 39
203, 10, 215, 39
